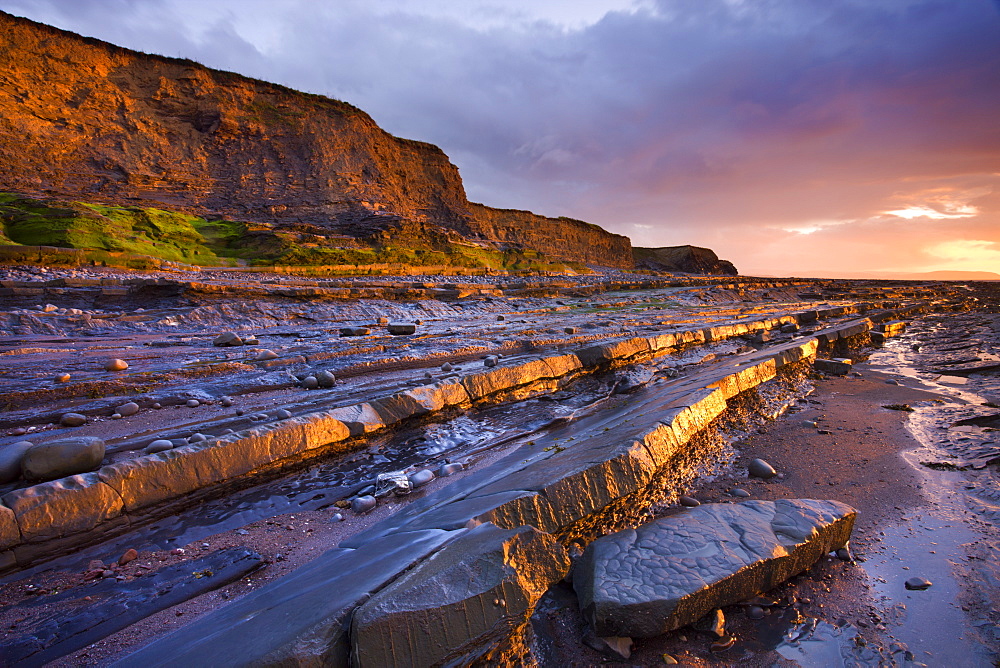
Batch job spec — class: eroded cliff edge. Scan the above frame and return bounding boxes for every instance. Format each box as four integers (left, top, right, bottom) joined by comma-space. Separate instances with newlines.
0, 11, 632, 268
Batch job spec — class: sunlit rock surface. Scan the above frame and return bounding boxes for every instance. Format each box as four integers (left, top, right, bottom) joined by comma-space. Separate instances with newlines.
351, 524, 569, 667
574, 499, 856, 638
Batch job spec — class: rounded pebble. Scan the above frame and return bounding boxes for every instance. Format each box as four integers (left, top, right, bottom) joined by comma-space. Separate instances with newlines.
438, 462, 463, 477
220, 397, 233, 407
710, 636, 735, 652
440, 362, 453, 372
186, 399, 200, 408
748, 606, 765, 620
302, 376, 319, 389
111, 413, 122, 419
748, 458, 777, 479
145, 440, 174, 454
60, 412, 87, 427
116, 402, 140, 417
484, 356, 499, 368
105, 359, 128, 372
351, 495, 377, 514
10, 427, 27, 436
152, 402, 162, 409
331, 513, 344, 522
679, 496, 701, 507
255, 349, 278, 361
188, 433, 207, 443
276, 409, 292, 419
729, 488, 751, 498
408, 469, 435, 488
904, 577, 932, 591
54, 373, 71, 383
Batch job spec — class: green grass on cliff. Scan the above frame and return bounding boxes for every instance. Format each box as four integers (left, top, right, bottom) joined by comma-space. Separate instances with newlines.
0, 194, 243, 265
0, 193, 586, 273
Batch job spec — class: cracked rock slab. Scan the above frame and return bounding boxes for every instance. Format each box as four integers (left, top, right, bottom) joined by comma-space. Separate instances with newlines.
351, 523, 569, 667
574, 499, 856, 638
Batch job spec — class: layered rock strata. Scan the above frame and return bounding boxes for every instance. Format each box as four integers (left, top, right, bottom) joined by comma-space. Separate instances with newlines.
0, 304, 925, 573
112, 307, 922, 665
0, 11, 632, 268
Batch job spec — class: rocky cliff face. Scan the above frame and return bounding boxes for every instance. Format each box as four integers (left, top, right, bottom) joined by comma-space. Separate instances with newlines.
632, 245, 738, 275
0, 11, 632, 268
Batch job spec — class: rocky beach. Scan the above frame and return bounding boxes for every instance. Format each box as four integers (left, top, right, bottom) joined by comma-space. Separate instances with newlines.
1, 6, 999, 666
0, 265, 995, 666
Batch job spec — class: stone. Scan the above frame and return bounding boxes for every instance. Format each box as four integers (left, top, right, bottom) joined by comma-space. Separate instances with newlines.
3, 472, 123, 542
596, 636, 632, 659
326, 403, 384, 436
904, 577, 932, 591
186, 399, 200, 408
116, 402, 140, 417
614, 367, 654, 394
815, 358, 852, 375
729, 488, 751, 498
54, 373, 71, 382
220, 397, 233, 407
118, 548, 138, 565
188, 433, 207, 443
59, 412, 87, 427
21, 437, 106, 482
565, 327, 577, 334
315, 370, 336, 388
351, 524, 569, 667
0, 440, 35, 484
302, 376, 319, 389
243, 337, 260, 346
496, 315, 505, 321
387, 322, 416, 335
276, 409, 292, 419
408, 469, 435, 488
144, 440, 173, 454
377, 317, 389, 325
781, 323, 799, 334
439, 462, 463, 477
574, 499, 856, 638
441, 362, 454, 372
484, 355, 499, 368
339, 327, 371, 337
214, 332, 243, 347
255, 349, 278, 361
748, 458, 777, 479
374, 471, 412, 498
351, 495, 377, 514
747, 605, 765, 620
679, 495, 701, 507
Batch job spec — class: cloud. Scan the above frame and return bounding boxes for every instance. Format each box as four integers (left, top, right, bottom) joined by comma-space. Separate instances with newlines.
1, 0, 999, 275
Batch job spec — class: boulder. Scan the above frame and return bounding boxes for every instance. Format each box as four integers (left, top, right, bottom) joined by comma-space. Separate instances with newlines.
115, 402, 140, 417
105, 359, 128, 372
574, 499, 856, 638
214, 332, 243, 347
387, 322, 416, 335
748, 458, 777, 479
60, 413, 87, 427
374, 471, 412, 498
315, 370, 336, 388
21, 437, 106, 482
351, 524, 569, 667
339, 327, 371, 337
0, 440, 35, 484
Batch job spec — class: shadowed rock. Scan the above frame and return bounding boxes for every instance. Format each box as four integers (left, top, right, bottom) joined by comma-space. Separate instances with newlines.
574, 499, 856, 638
351, 524, 569, 667
21, 437, 105, 482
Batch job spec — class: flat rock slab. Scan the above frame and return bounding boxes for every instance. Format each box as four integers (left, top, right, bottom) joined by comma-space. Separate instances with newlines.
574, 499, 856, 638
115, 529, 455, 668
1, 547, 264, 667
352, 523, 569, 667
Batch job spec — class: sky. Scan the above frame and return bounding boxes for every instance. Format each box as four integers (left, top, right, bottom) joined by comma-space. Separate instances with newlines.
3, 0, 1000, 277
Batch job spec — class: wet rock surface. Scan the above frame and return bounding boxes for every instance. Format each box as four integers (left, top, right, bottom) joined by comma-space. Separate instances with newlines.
351, 523, 569, 667
574, 499, 856, 638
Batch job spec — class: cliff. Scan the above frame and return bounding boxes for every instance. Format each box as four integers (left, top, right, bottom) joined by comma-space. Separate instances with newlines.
633, 245, 738, 275
0, 11, 632, 268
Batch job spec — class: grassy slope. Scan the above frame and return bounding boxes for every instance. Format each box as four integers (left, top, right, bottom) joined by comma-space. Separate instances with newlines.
0, 193, 586, 272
